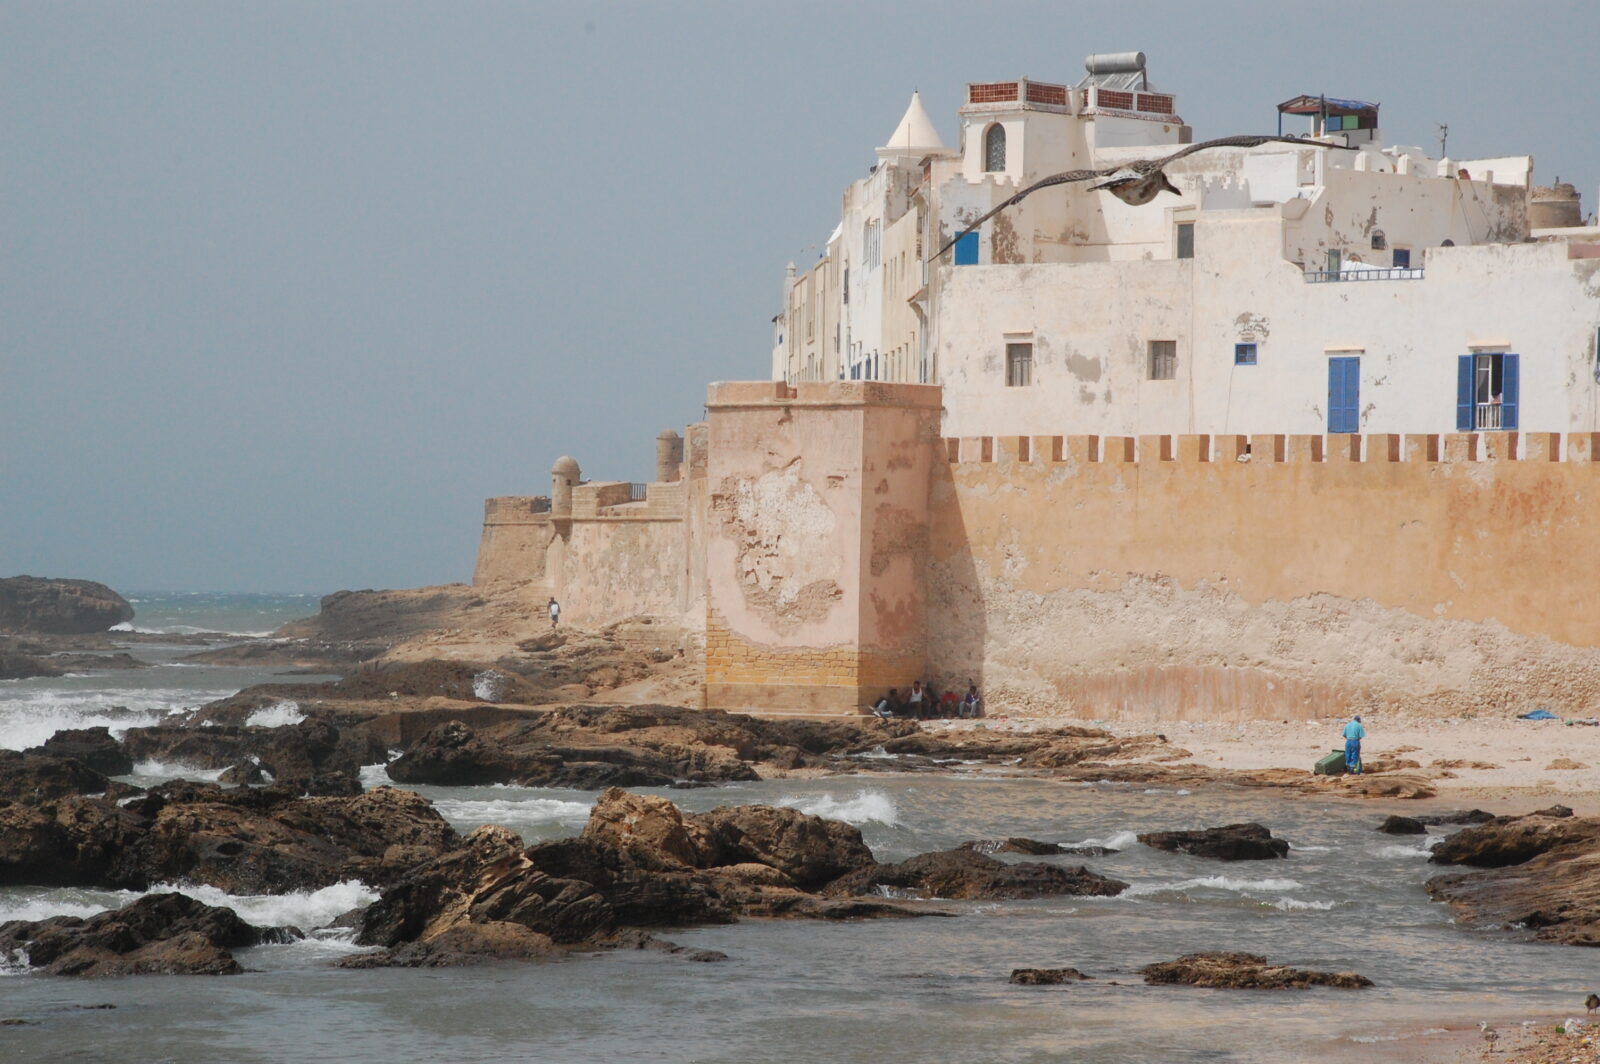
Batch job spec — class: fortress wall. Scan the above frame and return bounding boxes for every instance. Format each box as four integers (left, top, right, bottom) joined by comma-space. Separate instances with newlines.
473, 497, 554, 586
928, 431, 1600, 720
702, 381, 941, 715
562, 517, 692, 629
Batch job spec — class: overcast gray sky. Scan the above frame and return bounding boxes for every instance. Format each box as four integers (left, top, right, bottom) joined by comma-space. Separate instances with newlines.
5, 1, 1597, 593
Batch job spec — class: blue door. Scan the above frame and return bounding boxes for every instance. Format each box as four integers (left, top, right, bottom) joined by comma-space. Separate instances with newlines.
953, 231, 979, 265
1328, 357, 1360, 433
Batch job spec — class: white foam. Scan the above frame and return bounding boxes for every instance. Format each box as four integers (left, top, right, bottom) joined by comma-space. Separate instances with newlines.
1068, 829, 1138, 851
1125, 875, 1304, 897
245, 700, 305, 728
776, 790, 899, 826
0, 889, 142, 924
359, 761, 392, 787
0, 687, 230, 751
1375, 844, 1434, 859
129, 760, 226, 782
156, 880, 378, 929
472, 670, 506, 702
1290, 844, 1333, 853
0, 948, 29, 976
433, 796, 593, 830
1273, 897, 1337, 911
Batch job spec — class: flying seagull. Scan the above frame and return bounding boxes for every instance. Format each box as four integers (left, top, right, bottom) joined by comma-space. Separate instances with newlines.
934, 135, 1353, 259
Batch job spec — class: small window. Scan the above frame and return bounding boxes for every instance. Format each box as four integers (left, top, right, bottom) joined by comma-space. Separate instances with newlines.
1392, 248, 1411, 269
1175, 222, 1194, 259
1457, 352, 1520, 431
1005, 342, 1033, 387
1327, 248, 1343, 273
1371, 229, 1387, 251
1149, 340, 1177, 380
953, 230, 979, 265
983, 124, 1007, 172
1235, 343, 1258, 366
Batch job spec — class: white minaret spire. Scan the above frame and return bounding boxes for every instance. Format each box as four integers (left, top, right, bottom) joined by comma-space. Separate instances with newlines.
876, 91, 945, 160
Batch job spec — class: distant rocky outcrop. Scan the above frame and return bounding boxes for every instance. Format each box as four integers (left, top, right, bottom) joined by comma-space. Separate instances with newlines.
1137, 823, 1290, 861
0, 576, 133, 635
1010, 967, 1093, 985
122, 716, 387, 790
0, 893, 293, 977
1141, 951, 1372, 989
27, 727, 134, 777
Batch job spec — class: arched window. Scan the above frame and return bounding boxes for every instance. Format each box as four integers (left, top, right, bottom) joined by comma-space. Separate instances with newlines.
1371, 229, 1387, 250
983, 124, 1007, 172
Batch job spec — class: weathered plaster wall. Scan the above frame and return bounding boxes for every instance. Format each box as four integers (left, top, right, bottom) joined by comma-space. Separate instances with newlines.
561, 518, 690, 629
938, 233, 1600, 439
703, 381, 940, 714
928, 431, 1600, 720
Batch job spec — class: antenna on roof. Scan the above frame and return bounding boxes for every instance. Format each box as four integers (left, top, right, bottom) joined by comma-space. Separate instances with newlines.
1437, 123, 1449, 158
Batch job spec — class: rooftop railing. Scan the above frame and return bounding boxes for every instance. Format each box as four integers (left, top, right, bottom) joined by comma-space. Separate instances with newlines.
1304, 267, 1425, 283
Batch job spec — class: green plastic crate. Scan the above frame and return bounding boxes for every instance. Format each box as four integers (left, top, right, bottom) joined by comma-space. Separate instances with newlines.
1314, 750, 1347, 775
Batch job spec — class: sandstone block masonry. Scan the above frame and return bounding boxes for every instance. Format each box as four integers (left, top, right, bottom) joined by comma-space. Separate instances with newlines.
479, 383, 1600, 720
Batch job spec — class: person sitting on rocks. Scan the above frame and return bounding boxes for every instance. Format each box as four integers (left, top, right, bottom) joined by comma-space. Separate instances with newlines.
959, 682, 983, 719
871, 688, 904, 719
940, 689, 961, 717
905, 680, 928, 719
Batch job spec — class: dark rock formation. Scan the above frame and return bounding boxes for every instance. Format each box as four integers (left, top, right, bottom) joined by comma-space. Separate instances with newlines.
1425, 812, 1600, 945
28, 727, 133, 776
1140, 952, 1372, 989
0, 749, 122, 802
960, 838, 1066, 856
1137, 823, 1290, 861
121, 717, 386, 789
1011, 967, 1093, 985
338, 921, 557, 969
1415, 809, 1496, 826
688, 802, 876, 890
823, 848, 1127, 901
0, 783, 455, 892
1534, 804, 1575, 819
1377, 815, 1427, 835
1428, 812, 1600, 868
0, 893, 293, 976
0, 577, 134, 635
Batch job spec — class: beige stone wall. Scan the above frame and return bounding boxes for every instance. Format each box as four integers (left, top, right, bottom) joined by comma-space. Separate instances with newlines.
703, 381, 941, 715
929, 430, 1600, 719
473, 497, 555, 586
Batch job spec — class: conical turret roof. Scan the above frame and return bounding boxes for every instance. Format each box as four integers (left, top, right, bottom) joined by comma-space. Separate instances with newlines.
877, 91, 945, 158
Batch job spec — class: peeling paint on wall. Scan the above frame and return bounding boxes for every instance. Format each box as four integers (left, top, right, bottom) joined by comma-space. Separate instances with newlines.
715, 466, 842, 630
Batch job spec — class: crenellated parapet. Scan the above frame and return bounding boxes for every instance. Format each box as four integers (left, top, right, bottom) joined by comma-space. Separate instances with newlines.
941, 431, 1599, 466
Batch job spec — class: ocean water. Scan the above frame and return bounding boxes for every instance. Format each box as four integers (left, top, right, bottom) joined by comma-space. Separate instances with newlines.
3, 596, 1597, 1061
0, 592, 323, 750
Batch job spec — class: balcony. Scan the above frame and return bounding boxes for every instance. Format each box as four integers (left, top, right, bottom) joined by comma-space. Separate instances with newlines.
1304, 266, 1425, 283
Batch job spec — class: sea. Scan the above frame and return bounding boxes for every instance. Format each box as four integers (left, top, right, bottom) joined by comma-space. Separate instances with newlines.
3, 592, 1597, 1062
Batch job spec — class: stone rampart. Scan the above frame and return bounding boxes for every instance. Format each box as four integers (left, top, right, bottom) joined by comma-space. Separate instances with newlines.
929, 430, 1600, 719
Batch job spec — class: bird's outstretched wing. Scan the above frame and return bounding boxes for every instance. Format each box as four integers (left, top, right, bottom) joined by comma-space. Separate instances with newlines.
932, 169, 1099, 260
1155, 134, 1350, 167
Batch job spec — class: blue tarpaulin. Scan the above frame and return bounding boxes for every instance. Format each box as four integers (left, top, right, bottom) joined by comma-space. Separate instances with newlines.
1517, 708, 1559, 720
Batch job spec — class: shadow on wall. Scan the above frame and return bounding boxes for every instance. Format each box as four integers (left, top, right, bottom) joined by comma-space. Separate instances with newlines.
923, 455, 986, 710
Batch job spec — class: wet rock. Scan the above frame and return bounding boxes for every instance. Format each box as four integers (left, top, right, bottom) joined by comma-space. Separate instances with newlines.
0, 576, 133, 635
0, 892, 292, 977
1137, 823, 1289, 861
381, 721, 514, 786
121, 718, 386, 788
0, 645, 62, 680
1415, 809, 1496, 826
1534, 804, 1576, 818
0, 784, 455, 892
337, 921, 557, 968
823, 848, 1126, 901
1010, 967, 1092, 985
960, 838, 1065, 856
1141, 952, 1372, 989
1428, 812, 1600, 868
0, 750, 112, 803
218, 760, 268, 786
28, 727, 133, 777
1377, 815, 1427, 835
689, 801, 876, 889
1341, 775, 1436, 800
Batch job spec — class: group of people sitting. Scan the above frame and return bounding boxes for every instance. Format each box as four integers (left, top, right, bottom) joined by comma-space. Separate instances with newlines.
870, 679, 983, 720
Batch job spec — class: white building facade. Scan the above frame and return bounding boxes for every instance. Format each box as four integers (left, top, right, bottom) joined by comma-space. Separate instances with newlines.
772, 53, 1600, 437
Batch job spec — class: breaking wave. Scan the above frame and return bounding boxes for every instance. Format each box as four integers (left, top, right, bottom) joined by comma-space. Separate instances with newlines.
776, 790, 899, 826
129, 761, 226, 782
433, 796, 594, 832
245, 700, 305, 728
1067, 829, 1139, 851
1124, 875, 1304, 898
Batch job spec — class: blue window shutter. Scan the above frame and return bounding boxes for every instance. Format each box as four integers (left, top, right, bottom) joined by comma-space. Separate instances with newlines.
1328, 357, 1360, 433
1501, 353, 1519, 430
953, 231, 979, 265
1456, 355, 1474, 431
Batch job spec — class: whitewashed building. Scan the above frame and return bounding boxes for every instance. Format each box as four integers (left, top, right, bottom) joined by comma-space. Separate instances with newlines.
771, 53, 1600, 437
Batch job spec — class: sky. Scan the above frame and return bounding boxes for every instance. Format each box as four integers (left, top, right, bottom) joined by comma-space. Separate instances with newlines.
5, 1, 1598, 593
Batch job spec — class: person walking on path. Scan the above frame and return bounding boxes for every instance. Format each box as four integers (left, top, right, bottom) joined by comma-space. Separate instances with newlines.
548, 598, 561, 629
1342, 714, 1366, 774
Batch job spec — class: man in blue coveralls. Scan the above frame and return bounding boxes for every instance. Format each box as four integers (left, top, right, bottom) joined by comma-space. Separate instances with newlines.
1342, 714, 1366, 774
